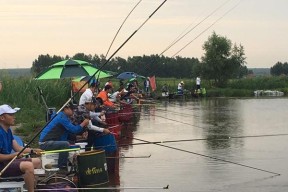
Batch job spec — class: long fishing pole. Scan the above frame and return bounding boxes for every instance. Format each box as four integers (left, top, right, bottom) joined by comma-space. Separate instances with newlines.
0, 0, 168, 177
160, 0, 232, 56
105, 0, 142, 58
153, 114, 205, 128
131, 137, 281, 176
172, 0, 241, 57
32, 185, 169, 191
156, 108, 199, 117
143, 0, 232, 78
120, 133, 288, 147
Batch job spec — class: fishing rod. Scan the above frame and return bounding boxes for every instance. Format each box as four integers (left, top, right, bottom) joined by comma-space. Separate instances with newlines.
105, 0, 142, 58
153, 114, 205, 128
141, 0, 233, 79
156, 108, 199, 117
160, 0, 232, 56
0, 0, 168, 177
172, 0, 241, 57
131, 137, 281, 176
120, 133, 288, 147
32, 185, 169, 191
106, 154, 151, 159
96, 1, 143, 82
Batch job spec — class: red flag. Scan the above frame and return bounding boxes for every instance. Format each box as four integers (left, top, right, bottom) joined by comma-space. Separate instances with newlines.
149, 76, 156, 91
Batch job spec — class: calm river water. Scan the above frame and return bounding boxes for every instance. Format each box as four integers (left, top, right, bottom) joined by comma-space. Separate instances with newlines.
112, 97, 288, 192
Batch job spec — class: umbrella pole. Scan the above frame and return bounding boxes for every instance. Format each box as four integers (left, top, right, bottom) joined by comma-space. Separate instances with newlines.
37, 86, 49, 111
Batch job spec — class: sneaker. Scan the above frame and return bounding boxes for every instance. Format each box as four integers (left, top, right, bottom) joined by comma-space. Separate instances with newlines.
57, 167, 69, 175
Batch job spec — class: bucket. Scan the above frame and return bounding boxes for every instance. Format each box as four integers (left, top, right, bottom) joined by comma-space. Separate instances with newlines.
77, 150, 109, 187
118, 103, 133, 122
105, 112, 120, 125
93, 134, 117, 153
75, 142, 87, 152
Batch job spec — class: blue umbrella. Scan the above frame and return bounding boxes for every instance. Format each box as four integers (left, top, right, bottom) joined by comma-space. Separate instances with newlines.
117, 72, 138, 80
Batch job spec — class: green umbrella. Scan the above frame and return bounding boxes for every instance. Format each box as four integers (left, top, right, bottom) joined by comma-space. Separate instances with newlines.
34, 59, 111, 80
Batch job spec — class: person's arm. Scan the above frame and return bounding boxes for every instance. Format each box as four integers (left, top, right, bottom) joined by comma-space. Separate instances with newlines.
0, 153, 19, 162
61, 115, 88, 133
12, 140, 43, 155
87, 120, 104, 132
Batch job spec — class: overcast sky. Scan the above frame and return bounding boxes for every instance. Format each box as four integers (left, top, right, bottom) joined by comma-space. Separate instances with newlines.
0, 0, 287, 69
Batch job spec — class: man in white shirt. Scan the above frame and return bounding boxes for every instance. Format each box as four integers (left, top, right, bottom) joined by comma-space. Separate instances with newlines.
196, 77, 201, 90
79, 82, 97, 105
177, 81, 184, 94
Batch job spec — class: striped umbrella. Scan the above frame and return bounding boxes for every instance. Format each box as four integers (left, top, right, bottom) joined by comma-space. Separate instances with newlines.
34, 59, 111, 80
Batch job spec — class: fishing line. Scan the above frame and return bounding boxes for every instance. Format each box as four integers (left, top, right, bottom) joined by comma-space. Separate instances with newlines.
172, 0, 241, 57
152, 114, 205, 129
160, 0, 232, 56
120, 133, 288, 147
32, 185, 169, 191
105, 0, 142, 58
142, 0, 233, 78
156, 108, 199, 117
131, 137, 281, 176
0, 0, 168, 177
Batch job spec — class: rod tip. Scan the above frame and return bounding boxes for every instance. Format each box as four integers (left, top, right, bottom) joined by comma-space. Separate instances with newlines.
164, 185, 169, 189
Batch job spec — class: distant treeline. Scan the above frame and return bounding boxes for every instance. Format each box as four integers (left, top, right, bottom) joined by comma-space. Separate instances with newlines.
30, 53, 200, 79
0, 68, 31, 77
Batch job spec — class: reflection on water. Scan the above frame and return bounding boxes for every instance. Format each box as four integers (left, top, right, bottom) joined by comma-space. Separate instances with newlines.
110, 98, 288, 191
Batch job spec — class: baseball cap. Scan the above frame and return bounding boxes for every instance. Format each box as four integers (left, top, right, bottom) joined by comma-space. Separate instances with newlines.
0, 104, 20, 116
64, 102, 75, 109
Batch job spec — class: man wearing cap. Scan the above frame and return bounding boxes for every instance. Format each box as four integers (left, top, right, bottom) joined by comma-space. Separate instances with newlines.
79, 81, 98, 105
72, 97, 110, 149
39, 103, 89, 170
177, 81, 184, 95
0, 104, 42, 192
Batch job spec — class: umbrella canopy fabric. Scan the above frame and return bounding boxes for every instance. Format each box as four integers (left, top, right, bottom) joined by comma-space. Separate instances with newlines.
34, 59, 111, 80
72, 74, 112, 82
117, 72, 138, 80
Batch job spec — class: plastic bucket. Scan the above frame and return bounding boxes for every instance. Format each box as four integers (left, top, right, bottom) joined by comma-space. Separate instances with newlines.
93, 134, 117, 153
105, 112, 120, 125
75, 142, 87, 152
77, 150, 109, 187
118, 103, 133, 122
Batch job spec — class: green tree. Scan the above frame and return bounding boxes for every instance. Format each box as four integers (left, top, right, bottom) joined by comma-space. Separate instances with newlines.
31, 54, 63, 75
201, 32, 246, 87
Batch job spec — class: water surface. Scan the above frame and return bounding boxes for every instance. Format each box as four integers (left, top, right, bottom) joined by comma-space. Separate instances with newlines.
115, 98, 288, 192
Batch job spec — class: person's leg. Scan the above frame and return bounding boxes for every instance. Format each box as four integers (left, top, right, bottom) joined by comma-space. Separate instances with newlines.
40, 141, 69, 168
31, 158, 41, 169
20, 161, 35, 192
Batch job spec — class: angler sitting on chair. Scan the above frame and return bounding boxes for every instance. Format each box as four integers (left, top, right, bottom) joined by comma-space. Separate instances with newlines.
39, 103, 89, 171
0, 104, 42, 192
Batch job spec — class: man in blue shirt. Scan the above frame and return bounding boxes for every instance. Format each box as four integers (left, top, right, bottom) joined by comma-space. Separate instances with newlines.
39, 103, 89, 170
0, 104, 42, 192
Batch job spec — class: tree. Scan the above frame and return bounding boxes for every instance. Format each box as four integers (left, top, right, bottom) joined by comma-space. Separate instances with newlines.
270, 62, 288, 76
201, 32, 246, 87
31, 54, 63, 75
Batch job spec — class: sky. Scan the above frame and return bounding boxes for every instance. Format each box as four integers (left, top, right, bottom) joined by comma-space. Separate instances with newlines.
0, 0, 287, 69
